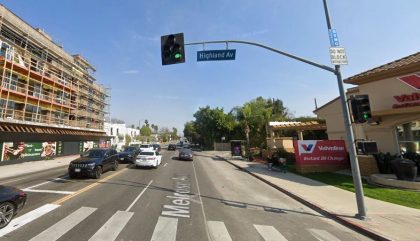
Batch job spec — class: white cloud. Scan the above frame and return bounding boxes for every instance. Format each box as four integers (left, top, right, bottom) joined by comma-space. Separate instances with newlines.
239, 29, 269, 38
122, 70, 139, 74
155, 95, 180, 100
131, 31, 159, 42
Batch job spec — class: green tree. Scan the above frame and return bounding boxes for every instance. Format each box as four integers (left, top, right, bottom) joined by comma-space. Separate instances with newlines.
184, 121, 201, 143
192, 106, 235, 148
140, 125, 152, 136
125, 134, 131, 146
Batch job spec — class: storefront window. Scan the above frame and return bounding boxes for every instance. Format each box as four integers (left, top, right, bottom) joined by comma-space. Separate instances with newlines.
397, 121, 420, 154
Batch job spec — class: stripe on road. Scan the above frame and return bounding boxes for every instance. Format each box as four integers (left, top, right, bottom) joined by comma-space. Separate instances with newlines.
0, 204, 60, 237
254, 224, 288, 241
29, 206, 97, 241
207, 221, 233, 241
88, 210, 133, 241
150, 216, 178, 241
309, 229, 341, 241
22, 189, 75, 195
125, 179, 153, 212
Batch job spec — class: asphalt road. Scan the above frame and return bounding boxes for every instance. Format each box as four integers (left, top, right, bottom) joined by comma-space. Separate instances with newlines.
0, 150, 372, 241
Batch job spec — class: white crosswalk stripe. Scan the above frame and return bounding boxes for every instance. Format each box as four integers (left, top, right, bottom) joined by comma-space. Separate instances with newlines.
0, 204, 60, 238
254, 224, 289, 241
207, 221, 233, 241
89, 210, 133, 241
309, 228, 342, 241
150, 216, 178, 241
29, 206, 97, 241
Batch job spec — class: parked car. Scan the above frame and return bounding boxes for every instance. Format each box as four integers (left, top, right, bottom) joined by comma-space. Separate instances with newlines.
135, 150, 162, 168
179, 148, 193, 161
118, 146, 139, 162
152, 144, 161, 152
0, 186, 26, 228
140, 144, 154, 152
68, 148, 119, 179
168, 144, 176, 150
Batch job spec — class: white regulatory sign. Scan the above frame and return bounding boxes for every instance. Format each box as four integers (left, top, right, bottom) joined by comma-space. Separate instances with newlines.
329, 47, 348, 65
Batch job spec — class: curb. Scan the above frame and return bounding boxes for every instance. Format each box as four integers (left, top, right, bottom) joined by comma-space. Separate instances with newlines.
216, 155, 393, 241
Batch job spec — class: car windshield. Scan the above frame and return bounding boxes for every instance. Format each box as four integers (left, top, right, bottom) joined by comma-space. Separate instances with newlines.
140, 152, 154, 156
82, 149, 105, 158
124, 147, 136, 152
140, 145, 150, 148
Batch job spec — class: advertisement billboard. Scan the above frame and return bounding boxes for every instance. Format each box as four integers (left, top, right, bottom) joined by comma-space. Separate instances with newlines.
293, 140, 348, 165
1, 141, 58, 161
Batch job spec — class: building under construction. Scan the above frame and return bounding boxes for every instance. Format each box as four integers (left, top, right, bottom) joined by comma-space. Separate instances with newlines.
0, 5, 109, 164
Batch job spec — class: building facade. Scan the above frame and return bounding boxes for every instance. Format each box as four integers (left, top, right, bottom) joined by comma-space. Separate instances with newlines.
104, 122, 139, 147
0, 5, 109, 164
315, 52, 420, 156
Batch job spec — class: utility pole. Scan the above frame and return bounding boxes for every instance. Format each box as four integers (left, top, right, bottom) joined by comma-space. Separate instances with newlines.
322, 0, 366, 219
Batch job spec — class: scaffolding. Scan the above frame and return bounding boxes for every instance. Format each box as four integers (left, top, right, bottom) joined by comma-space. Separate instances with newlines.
0, 4, 107, 130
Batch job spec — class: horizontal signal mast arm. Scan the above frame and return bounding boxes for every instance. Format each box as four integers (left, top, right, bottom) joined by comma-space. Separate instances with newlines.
185, 40, 336, 74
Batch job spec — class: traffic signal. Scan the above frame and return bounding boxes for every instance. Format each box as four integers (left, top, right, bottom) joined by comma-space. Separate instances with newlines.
350, 95, 372, 123
161, 33, 185, 65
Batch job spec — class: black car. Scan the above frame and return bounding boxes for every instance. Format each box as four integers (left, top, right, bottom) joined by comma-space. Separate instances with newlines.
118, 146, 139, 162
152, 144, 161, 152
168, 144, 176, 150
0, 186, 26, 228
179, 148, 193, 161
68, 148, 119, 179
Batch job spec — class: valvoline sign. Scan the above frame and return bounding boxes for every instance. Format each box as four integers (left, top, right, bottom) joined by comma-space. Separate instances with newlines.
294, 140, 348, 165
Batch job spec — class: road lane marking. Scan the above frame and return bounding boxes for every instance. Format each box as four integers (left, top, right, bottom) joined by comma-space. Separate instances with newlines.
29, 206, 96, 241
0, 204, 60, 237
88, 210, 133, 241
125, 180, 153, 212
22, 189, 75, 195
164, 162, 168, 167
24, 177, 64, 190
254, 225, 289, 241
53, 168, 128, 205
192, 161, 211, 240
150, 216, 178, 241
207, 221, 233, 241
309, 229, 341, 241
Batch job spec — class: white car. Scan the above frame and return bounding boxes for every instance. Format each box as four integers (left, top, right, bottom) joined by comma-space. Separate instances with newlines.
139, 144, 154, 152
135, 150, 162, 168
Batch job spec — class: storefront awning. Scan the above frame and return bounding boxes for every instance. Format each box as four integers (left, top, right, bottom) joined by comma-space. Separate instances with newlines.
0, 122, 109, 142
269, 121, 327, 131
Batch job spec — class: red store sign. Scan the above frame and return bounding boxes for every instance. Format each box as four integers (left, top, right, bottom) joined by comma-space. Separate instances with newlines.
293, 140, 348, 165
393, 92, 420, 109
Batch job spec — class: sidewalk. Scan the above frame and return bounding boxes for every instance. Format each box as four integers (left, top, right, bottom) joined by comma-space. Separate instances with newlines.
0, 155, 78, 180
213, 151, 420, 241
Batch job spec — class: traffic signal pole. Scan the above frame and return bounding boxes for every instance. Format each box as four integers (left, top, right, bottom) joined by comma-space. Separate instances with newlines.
178, 0, 367, 219
322, 0, 366, 219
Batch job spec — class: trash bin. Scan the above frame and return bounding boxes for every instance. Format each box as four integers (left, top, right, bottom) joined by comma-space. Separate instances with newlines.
391, 158, 418, 181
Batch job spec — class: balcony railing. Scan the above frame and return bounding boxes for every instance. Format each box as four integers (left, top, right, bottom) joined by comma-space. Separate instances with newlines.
0, 108, 103, 130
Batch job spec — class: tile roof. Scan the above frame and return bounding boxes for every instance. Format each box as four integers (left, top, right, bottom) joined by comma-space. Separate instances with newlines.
344, 52, 420, 85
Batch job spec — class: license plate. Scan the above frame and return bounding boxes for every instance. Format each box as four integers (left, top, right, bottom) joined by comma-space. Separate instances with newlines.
120, 158, 124, 160
75, 168, 81, 172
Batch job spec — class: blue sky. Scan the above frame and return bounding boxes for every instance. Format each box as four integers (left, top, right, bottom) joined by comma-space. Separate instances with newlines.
2, 0, 420, 131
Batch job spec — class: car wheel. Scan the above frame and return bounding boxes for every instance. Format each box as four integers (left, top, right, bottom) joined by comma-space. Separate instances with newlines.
0, 202, 15, 228
69, 172, 76, 179
94, 166, 102, 179
154, 161, 158, 169
112, 161, 118, 171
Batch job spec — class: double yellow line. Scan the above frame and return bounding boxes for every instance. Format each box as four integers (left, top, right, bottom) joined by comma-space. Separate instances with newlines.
53, 168, 128, 205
